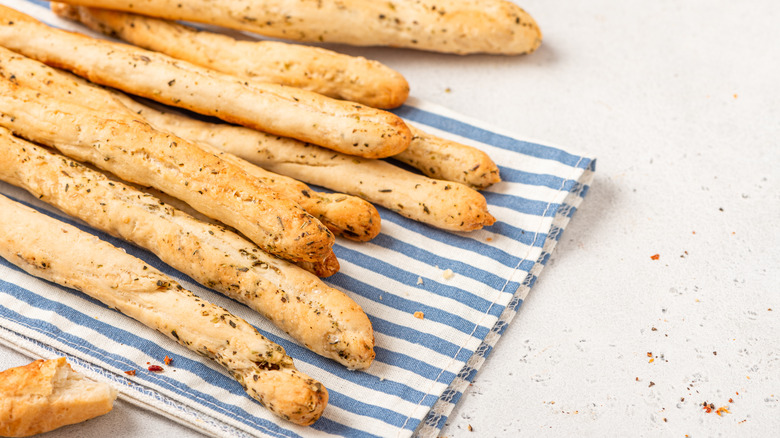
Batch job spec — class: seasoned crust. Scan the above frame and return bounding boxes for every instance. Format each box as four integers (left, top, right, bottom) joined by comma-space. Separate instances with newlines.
53, 4, 410, 109
50, 0, 542, 55
0, 77, 336, 264
0, 129, 375, 369
0, 5, 412, 158
0, 195, 329, 424
0, 46, 380, 244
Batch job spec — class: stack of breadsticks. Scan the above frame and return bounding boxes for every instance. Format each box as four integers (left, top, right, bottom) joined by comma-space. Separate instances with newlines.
0, 0, 541, 425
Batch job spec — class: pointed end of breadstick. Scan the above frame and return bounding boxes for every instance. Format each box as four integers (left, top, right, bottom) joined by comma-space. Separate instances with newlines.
511, 7, 543, 55
334, 332, 376, 371
297, 251, 340, 277
317, 194, 382, 242
245, 368, 328, 426
371, 72, 410, 110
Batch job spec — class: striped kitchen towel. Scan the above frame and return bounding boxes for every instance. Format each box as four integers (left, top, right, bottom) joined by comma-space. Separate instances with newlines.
0, 1, 596, 437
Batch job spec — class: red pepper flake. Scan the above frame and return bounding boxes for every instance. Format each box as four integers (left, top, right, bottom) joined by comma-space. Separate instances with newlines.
164, 355, 173, 365
716, 406, 730, 416
728, 398, 734, 403
124, 370, 136, 376
647, 352, 653, 357
148, 365, 164, 372
650, 254, 660, 260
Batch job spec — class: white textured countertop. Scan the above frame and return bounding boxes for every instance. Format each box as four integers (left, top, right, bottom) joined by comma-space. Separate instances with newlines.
1, 1, 778, 437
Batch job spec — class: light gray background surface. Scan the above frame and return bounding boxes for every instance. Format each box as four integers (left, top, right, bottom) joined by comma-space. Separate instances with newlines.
1, 0, 778, 437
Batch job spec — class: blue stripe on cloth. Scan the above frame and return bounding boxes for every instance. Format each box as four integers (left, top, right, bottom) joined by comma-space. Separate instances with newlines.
263, 333, 455, 402
392, 106, 588, 168
495, 166, 577, 190
334, 243, 505, 311
377, 204, 546, 250
363, 315, 471, 360
483, 191, 560, 217
374, 347, 457, 384
325, 390, 419, 430
326, 271, 490, 340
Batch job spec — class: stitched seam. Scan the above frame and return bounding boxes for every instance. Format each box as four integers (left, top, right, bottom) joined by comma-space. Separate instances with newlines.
399, 156, 586, 436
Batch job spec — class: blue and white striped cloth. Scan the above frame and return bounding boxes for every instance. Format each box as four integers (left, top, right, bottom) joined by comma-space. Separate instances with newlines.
0, 1, 596, 436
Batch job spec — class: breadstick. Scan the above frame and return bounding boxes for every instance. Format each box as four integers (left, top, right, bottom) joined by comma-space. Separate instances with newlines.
0, 77, 336, 264
133, 106, 496, 231
0, 47, 379, 243
0, 128, 375, 369
49, 0, 542, 55
52, 4, 409, 109
397, 125, 502, 189
0, 6, 411, 158
0, 194, 328, 425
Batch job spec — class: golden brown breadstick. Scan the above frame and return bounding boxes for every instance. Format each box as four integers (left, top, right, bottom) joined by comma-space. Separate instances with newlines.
49, 0, 542, 55
52, 3, 409, 109
134, 107, 496, 231
0, 6, 411, 158
396, 125, 502, 189
0, 129, 375, 369
0, 194, 328, 425
0, 47, 380, 243
0, 77, 336, 264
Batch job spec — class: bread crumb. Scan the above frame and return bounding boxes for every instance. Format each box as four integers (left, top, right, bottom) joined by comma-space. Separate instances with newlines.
416, 276, 424, 285
414, 311, 425, 319
442, 268, 454, 279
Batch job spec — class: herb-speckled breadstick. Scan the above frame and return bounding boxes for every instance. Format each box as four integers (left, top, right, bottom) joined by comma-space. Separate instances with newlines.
52, 3, 409, 109
396, 125, 502, 189
134, 107, 496, 231
0, 47, 380, 244
49, 0, 542, 55
0, 194, 328, 426
0, 129, 375, 369
0, 77, 336, 264
0, 6, 411, 158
